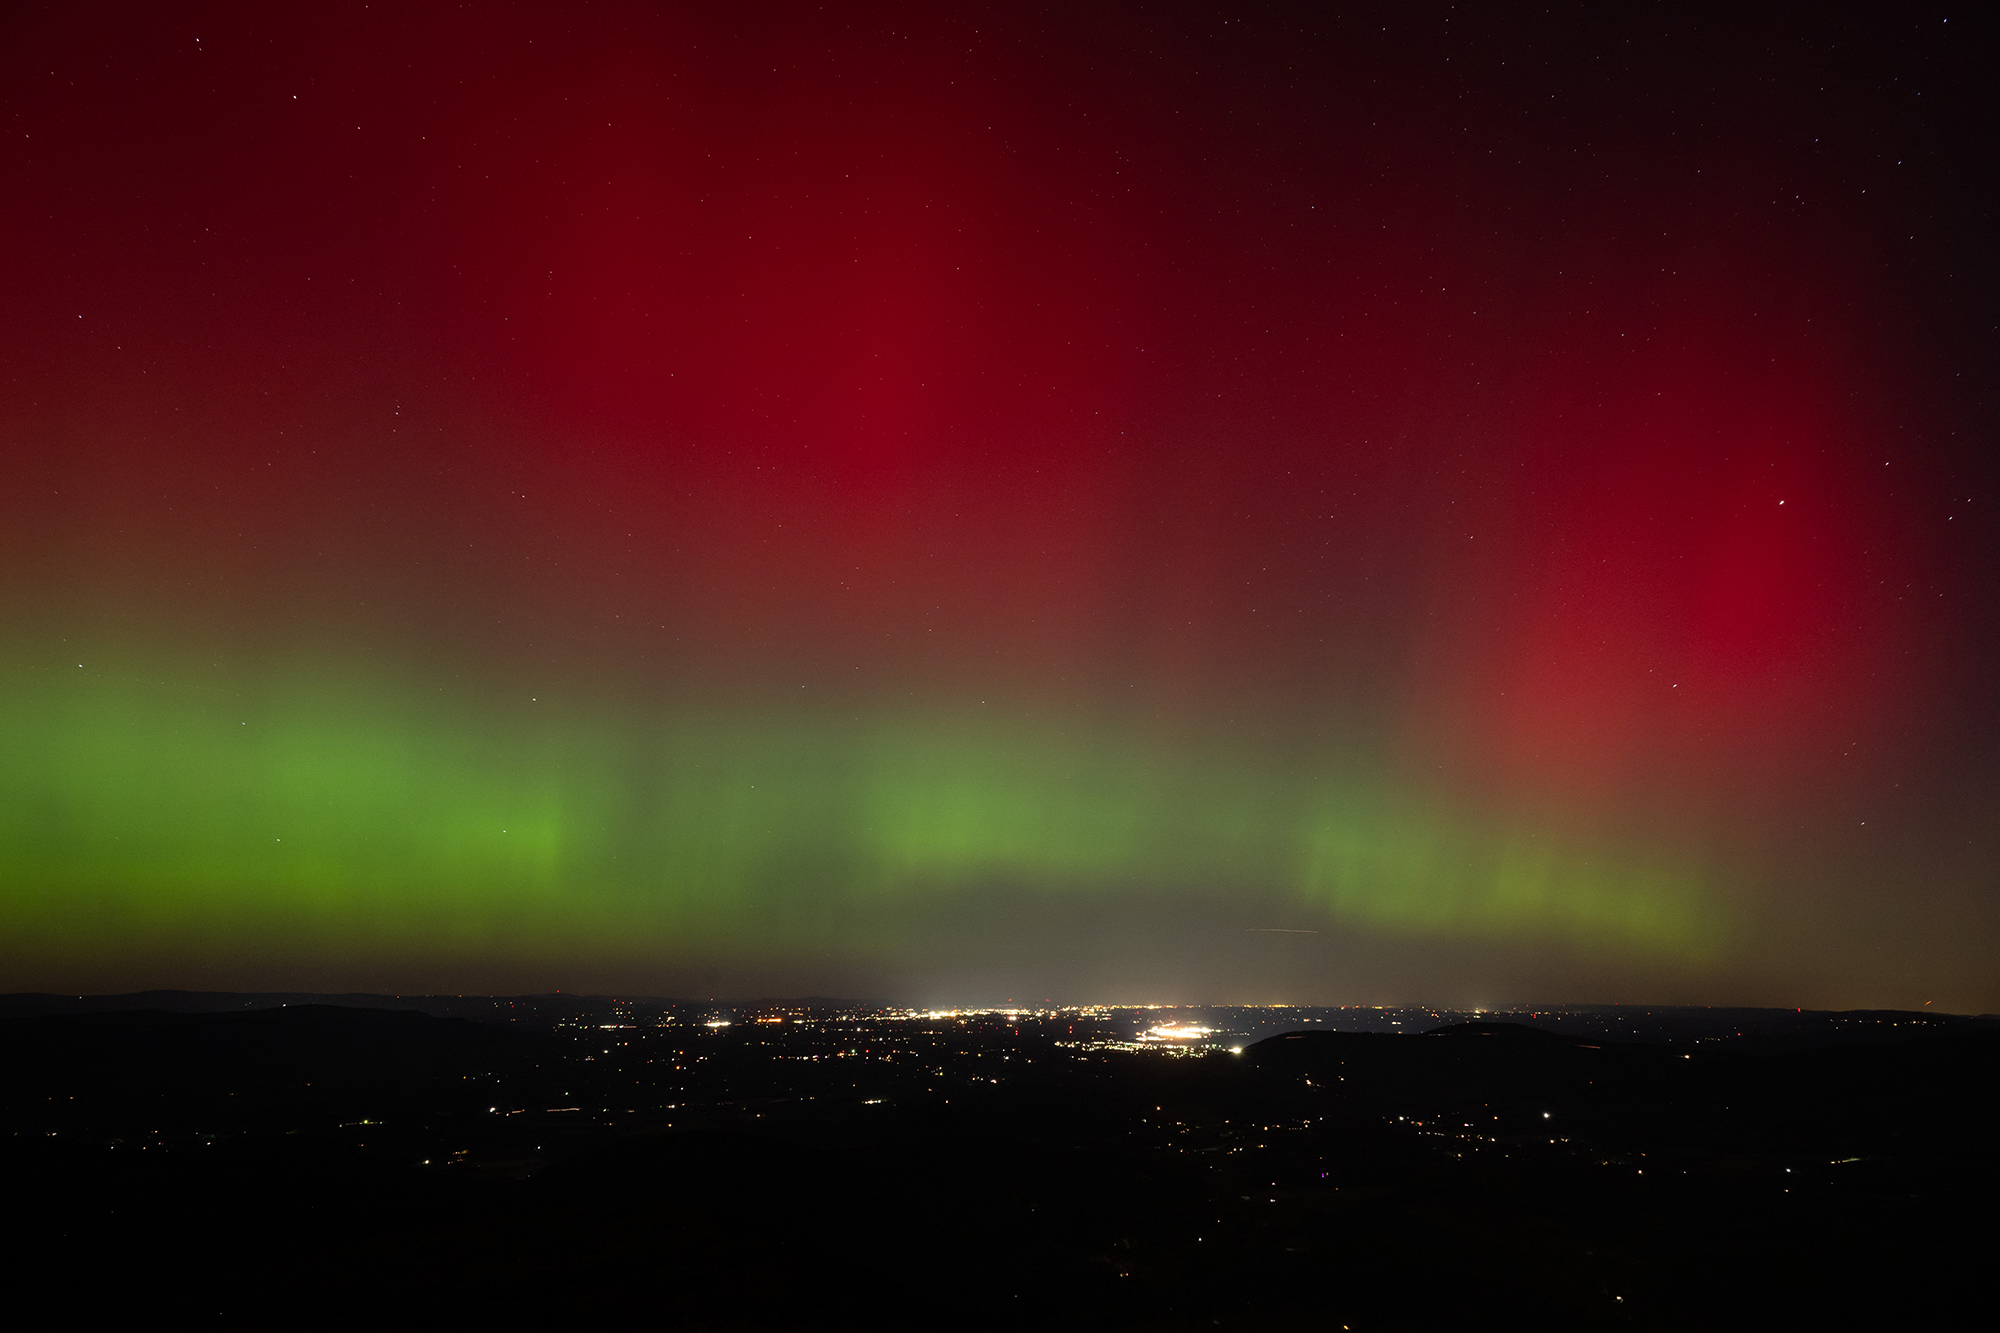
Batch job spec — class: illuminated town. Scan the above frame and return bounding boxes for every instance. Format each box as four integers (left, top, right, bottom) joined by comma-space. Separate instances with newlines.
5, 991, 1989, 1326
4, 2, 1996, 1326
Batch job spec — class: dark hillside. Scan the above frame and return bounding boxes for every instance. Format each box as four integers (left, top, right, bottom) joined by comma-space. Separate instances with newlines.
1, 1005, 1992, 1329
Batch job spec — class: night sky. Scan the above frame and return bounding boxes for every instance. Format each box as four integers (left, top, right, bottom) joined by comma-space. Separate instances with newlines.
3, 3, 1995, 1009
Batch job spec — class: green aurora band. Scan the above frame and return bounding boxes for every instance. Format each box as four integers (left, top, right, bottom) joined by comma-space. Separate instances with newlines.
0, 643, 1724, 976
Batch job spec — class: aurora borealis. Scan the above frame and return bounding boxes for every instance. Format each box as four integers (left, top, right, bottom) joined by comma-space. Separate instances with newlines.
3, 4, 1995, 1007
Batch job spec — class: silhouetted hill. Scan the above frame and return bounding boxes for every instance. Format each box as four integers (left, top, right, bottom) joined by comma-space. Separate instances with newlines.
1244, 1019, 2000, 1162
1246, 1021, 1674, 1111
2, 1003, 533, 1072
0, 990, 636, 1027
0, 1005, 550, 1136
1424, 1019, 1571, 1039
2, 1001, 1993, 1329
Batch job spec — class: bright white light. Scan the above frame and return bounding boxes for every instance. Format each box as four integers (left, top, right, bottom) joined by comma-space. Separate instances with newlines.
1141, 1023, 1214, 1041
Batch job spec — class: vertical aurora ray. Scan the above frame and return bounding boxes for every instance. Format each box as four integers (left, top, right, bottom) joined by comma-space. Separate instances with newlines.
1, 5, 1991, 1004
0, 641, 1726, 978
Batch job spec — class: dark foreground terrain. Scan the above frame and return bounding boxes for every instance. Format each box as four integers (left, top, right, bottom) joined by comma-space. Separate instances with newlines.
2, 996, 1994, 1329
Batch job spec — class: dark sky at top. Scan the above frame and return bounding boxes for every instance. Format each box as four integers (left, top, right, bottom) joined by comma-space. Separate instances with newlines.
2, 2, 1995, 1009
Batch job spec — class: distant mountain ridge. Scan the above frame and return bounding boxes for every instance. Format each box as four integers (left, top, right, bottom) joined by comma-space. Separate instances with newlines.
1, 992, 1991, 1041
0, 991, 874, 1028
